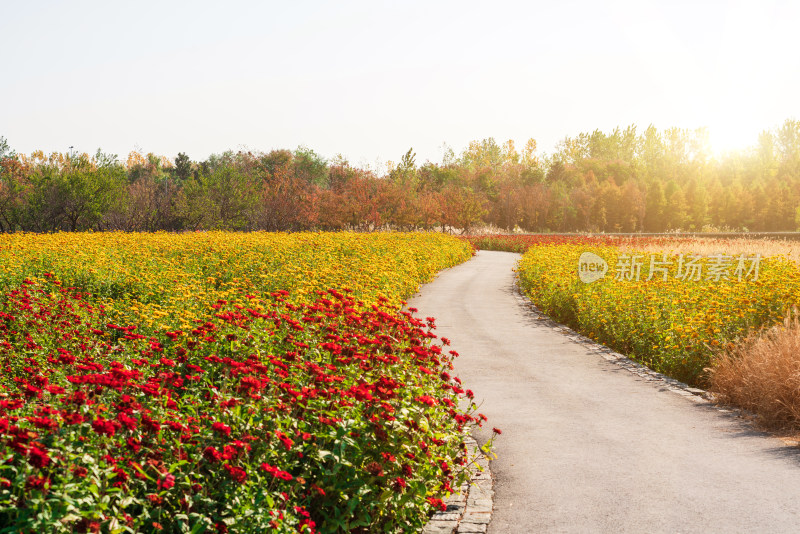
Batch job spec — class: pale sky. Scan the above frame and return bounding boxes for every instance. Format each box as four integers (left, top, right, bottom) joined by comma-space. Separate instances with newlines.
2, 0, 799, 168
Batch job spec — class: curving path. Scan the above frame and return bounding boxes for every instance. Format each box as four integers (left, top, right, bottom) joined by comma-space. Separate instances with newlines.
410, 250, 800, 533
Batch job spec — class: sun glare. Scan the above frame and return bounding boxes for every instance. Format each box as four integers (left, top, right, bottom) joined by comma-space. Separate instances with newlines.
707, 123, 757, 159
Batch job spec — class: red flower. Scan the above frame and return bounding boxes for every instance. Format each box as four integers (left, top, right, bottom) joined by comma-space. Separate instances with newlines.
415, 395, 438, 406
364, 461, 383, 477
26, 475, 50, 491
140, 412, 161, 432
260, 462, 293, 481
92, 417, 116, 437
492, 427, 502, 435
23, 384, 42, 399
224, 463, 247, 483
72, 466, 88, 478
158, 473, 175, 490
203, 446, 223, 463
212, 422, 231, 437
275, 430, 293, 450
117, 412, 138, 431
427, 497, 447, 511
74, 519, 101, 533
394, 477, 407, 490
28, 446, 50, 468
275, 469, 292, 481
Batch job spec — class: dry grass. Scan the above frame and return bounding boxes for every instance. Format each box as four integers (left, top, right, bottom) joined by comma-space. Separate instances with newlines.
709, 316, 800, 431
620, 237, 800, 263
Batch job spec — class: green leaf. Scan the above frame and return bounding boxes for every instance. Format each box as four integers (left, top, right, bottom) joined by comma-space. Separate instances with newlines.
169, 460, 189, 471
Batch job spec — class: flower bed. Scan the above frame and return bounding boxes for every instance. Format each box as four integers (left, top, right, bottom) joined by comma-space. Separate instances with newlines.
516, 243, 799, 385
0, 276, 491, 533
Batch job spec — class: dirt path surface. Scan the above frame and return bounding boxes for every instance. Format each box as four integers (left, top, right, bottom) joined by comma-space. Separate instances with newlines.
409, 250, 800, 534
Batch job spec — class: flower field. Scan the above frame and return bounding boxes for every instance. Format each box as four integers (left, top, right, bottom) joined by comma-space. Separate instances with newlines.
462, 233, 681, 254
499, 236, 800, 385
0, 232, 489, 533
0, 232, 473, 334
463, 234, 622, 254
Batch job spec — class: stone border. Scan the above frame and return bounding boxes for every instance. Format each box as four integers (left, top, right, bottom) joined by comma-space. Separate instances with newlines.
421, 435, 494, 534
512, 283, 712, 404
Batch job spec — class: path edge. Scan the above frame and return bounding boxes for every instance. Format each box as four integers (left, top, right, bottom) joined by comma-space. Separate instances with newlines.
420, 435, 494, 534
512, 279, 712, 403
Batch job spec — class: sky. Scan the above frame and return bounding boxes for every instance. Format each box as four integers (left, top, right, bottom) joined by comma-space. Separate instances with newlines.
2, 0, 799, 169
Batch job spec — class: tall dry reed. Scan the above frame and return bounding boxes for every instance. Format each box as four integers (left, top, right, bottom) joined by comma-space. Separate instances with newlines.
709, 315, 800, 430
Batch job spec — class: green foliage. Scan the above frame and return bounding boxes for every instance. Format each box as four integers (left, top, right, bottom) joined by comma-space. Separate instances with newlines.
23, 157, 125, 231
389, 148, 418, 189
0, 137, 15, 160
174, 152, 192, 181
293, 146, 328, 188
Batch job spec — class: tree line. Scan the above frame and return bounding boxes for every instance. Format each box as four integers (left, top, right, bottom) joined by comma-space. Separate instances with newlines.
1, 120, 799, 233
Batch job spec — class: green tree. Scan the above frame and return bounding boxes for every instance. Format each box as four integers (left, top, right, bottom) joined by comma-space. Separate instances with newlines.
0, 137, 15, 160
389, 148, 418, 188
205, 165, 258, 230
643, 181, 666, 231
684, 179, 709, 230
0, 139, 27, 232
25, 155, 123, 231
777, 118, 800, 177
620, 180, 645, 232
459, 138, 504, 171
293, 146, 328, 188
174, 152, 192, 181
664, 181, 688, 230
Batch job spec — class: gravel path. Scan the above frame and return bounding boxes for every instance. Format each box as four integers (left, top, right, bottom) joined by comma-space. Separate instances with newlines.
410, 250, 800, 534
